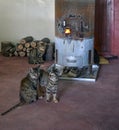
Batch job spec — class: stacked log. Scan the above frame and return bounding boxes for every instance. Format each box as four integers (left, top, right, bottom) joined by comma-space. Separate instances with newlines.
15, 43, 31, 57
15, 38, 47, 57
14, 36, 34, 57
1, 37, 55, 62
37, 41, 47, 55
43, 42, 55, 61
20, 36, 34, 44
1, 41, 16, 57
28, 41, 47, 64
31, 41, 37, 48
25, 42, 30, 48
41, 37, 50, 43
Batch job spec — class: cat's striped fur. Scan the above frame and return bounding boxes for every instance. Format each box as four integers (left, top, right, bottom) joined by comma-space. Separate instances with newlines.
39, 64, 63, 103
46, 71, 59, 103
1, 66, 43, 116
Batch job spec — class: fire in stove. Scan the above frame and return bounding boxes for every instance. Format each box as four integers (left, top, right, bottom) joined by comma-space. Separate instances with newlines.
64, 27, 71, 35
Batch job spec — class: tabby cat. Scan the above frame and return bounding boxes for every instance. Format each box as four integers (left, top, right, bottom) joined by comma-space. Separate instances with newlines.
1, 65, 43, 116
46, 71, 59, 103
39, 64, 63, 103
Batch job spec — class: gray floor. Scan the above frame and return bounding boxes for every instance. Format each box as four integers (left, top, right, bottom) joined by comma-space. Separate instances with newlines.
0, 54, 119, 130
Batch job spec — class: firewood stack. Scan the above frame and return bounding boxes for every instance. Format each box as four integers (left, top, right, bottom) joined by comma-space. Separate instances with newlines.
1, 36, 55, 62
15, 36, 34, 57
1, 41, 16, 57
28, 40, 47, 64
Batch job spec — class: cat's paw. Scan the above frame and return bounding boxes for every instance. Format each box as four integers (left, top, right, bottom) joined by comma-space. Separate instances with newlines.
46, 99, 51, 103
53, 99, 59, 103
39, 96, 43, 99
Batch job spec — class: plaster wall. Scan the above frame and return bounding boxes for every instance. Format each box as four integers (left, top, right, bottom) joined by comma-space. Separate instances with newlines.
0, 0, 55, 51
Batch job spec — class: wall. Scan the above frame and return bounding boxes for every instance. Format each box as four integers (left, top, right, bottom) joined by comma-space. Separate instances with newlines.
0, 0, 55, 51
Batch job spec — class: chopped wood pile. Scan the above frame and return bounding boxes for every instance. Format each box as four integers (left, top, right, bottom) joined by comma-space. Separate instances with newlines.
1, 36, 55, 62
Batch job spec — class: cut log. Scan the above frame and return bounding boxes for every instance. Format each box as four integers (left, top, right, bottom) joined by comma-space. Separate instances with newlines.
23, 47, 27, 52
37, 41, 47, 47
20, 36, 34, 44
1, 41, 15, 57
26, 47, 32, 52
37, 46, 46, 53
44, 43, 54, 61
41, 37, 50, 43
31, 41, 37, 48
28, 48, 44, 64
1, 41, 12, 52
18, 51, 26, 57
26, 48, 32, 57
25, 42, 31, 48
16, 44, 24, 51
14, 51, 19, 56
26, 52, 30, 57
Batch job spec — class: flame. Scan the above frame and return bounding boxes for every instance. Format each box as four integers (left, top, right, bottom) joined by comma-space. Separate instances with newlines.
64, 28, 71, 34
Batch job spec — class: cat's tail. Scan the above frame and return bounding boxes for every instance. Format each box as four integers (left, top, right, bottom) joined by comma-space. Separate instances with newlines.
1, 102, 24, 116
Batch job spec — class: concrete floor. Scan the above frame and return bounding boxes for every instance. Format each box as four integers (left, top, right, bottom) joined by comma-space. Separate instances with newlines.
0, 54, 119, 130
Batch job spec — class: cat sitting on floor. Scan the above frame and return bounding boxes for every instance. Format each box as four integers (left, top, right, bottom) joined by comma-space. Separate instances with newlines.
46, 70, 59, 103
39, 64, 63, 103
1, 65, 44, 116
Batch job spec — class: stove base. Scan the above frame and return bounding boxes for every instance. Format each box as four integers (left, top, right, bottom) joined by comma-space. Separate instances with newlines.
47, 64, 100, 82
60, 65, 99, 82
